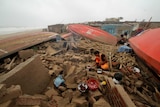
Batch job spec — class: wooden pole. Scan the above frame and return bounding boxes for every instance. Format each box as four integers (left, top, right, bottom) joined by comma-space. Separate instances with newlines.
109, 52, 113, 72
143, 17, 152, 30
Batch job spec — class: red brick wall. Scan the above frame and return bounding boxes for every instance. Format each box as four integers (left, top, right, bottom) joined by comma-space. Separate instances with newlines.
105, 77, 136, 107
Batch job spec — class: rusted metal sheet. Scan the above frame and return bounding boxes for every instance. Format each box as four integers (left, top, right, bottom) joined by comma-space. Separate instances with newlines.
0, 31, 57, 59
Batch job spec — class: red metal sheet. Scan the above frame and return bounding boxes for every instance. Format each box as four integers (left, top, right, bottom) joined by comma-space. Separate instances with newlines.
61, 33, 72, 39
129, 28, 160, 76
67, 24, 117, 45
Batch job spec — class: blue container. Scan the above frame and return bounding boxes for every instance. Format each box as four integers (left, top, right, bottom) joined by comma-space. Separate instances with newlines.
54, 75, 65, 87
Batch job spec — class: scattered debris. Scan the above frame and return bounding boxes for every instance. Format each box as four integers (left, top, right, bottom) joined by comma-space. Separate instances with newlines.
18, 49, 34, 60
0, 85, 22, 104
87, 78, 99, 91
54, 75, 65, 88
78, 82, 88, 93
0, 37, 160, 107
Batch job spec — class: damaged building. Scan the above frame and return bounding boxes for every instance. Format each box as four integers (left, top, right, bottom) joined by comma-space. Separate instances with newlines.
48, 24, 67, 34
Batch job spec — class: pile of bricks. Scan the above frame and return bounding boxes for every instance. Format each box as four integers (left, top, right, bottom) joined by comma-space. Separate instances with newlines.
0, 84, 22, 106
105, 77, 136, 107
0, 38, 160, 107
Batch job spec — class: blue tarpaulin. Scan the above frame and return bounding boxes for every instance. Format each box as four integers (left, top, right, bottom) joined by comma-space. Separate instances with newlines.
118, 45, 132, 52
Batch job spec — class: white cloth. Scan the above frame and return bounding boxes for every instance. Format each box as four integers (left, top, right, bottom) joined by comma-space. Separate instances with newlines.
113, 78, 120, 84
133, 67, 140, 73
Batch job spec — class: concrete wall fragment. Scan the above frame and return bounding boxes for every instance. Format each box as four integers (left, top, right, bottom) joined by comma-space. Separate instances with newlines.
0, 55, 50, 94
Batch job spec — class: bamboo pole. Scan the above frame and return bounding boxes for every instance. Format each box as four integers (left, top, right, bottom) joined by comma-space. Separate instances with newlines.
108, 52, 113, 72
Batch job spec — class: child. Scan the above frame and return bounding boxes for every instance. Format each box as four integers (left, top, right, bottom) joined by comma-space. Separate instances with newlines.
94, 51, 101, 68
99, 54, 109, 71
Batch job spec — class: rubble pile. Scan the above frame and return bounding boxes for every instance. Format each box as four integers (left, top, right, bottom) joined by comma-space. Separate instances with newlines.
0, 39, 160, 107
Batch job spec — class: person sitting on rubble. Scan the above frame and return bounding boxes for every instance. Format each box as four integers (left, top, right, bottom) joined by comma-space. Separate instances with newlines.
93, 51, 109, 70
93, 51, 120, 70
118, 34, 127, 45
94, 51, 101, 68
124, 32, 128, 39
99, 54, 109, 71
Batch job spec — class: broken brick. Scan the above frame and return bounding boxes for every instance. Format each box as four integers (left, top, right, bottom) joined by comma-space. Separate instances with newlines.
135, 80, 143, 87
46, 46, 60, 56
62, 89, 73, 100
57, 97, 70, 107
51, 95, 63, 102
16, 94, 45, 106
66, 83, 77, 89
0, 85, 22, 104
72, 97, 88, 107
49, 65, 63, 76
65, 103, 77, 107
45, 88, 59, 98
58, 86, 67, 92
88, 96, 96, 105
93, 97, 111, 107
0, 100, 12, 107
18, 49, 34, 60
65, 65, 76, 79
125, 86, 134, 94
65, 73, 77, 84
72, 90, 82, 98
0, 84, 7, 99
89, 90, 102, 98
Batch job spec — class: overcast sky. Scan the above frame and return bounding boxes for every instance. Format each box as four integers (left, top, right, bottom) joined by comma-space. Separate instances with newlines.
0, 0, 160, 27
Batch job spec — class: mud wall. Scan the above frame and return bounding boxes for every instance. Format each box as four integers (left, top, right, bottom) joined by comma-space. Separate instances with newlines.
0, 55, 50, 94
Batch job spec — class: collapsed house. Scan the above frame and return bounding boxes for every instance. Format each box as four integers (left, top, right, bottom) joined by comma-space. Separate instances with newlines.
0, 36, 160, 107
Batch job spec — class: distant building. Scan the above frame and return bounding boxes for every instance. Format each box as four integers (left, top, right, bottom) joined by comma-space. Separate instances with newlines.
101, 24, 133, 38
139, 22, 160, 29
48, 24, 67, 33
129, 22, 160, 36
105, 17, 123, 22
42, 28, 48, 32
